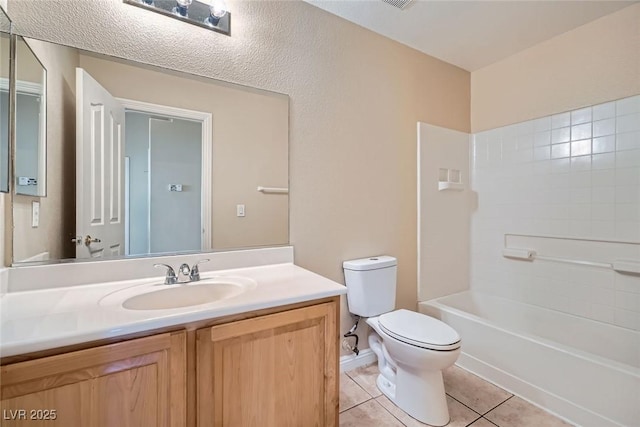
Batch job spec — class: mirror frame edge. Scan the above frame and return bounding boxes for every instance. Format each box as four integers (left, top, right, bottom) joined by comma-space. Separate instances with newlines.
4, 16, 15, 267
0, 4, 10, 197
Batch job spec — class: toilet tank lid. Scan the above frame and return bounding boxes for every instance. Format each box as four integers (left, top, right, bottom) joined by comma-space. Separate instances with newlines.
343, 256, 397, 271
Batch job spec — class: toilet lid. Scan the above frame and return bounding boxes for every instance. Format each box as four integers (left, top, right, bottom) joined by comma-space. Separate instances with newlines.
379, 309, 461, 351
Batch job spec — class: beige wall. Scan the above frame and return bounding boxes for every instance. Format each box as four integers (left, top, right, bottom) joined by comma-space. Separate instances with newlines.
418, 123, 470, 302
15, 39, 43, 83
13, 40, 77, 263
7, 0, 471, 351
472, 3, 640, 132
78, 54, 289, 251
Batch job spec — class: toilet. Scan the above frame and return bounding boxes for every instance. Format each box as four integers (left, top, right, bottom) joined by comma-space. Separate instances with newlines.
343, 256, 461, 427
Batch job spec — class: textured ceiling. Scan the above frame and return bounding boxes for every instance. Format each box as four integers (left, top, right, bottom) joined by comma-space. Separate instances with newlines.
305, 0, 637, 71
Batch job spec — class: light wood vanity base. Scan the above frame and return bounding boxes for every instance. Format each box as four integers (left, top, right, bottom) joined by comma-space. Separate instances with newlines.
1, 297, 340, 427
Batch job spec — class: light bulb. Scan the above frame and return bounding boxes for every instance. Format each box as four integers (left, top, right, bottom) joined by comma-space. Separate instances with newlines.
173, 0, 192, 17
210, 0, 227, 18
205, 0, 227, 26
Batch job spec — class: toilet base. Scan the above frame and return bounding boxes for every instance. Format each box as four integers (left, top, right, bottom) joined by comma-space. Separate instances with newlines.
376, 368, 450, 427
365, 316, 459, 427
376, 372, 396, 400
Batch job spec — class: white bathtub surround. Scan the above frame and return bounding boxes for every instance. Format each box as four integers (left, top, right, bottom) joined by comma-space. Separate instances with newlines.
417, 123, 471, 301
420, 291, 640, 427
415, 95, 640, 427
471, 95, 640, 330
6, 246, 293, 292
0, 261, 346, 357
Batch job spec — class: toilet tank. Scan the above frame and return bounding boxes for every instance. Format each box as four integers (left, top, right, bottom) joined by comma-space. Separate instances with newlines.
343, 256, 397, 317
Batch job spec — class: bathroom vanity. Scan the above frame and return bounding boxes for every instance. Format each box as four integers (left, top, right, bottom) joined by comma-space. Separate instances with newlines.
0, 256, 345, 427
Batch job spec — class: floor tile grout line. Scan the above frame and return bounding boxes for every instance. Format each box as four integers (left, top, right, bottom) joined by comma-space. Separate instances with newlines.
340, 373, 375, 414
444, 393, 483, 419
339, 395, 372, 415
482, 395, 514, 417
480, 416, 500, 427
371, 396, 412, 427
341, 395, 374, 414
354, 378, 382, 400
464, 415, 483, 427
450, 365, 515, 415
343, 370, 381, 399
345, 369, 383, 401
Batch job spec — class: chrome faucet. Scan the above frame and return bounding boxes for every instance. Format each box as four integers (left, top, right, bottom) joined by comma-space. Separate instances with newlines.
188, 259, 210, 281
155, 260, 210, 285
154, 263, 178, 285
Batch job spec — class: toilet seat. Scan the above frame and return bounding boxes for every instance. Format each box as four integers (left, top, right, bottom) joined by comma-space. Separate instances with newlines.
379, 309, 461, 351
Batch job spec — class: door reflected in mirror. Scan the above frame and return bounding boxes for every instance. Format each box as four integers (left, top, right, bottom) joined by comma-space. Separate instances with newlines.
12, 37, 289, 265
76, 68, 210, 259
14, 36, 46, 197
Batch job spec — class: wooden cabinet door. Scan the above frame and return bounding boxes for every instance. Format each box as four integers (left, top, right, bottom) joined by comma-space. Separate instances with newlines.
1, 331, 186, 427
197, 300, 339, 427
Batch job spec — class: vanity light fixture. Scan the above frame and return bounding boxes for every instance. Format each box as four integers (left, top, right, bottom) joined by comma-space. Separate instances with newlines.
124, 0, 231, 36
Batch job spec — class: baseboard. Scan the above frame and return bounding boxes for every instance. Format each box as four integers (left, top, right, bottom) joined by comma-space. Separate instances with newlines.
340, 348, 377, 372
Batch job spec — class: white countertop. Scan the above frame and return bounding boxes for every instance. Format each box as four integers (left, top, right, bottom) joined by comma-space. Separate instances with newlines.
0, 263, 346, 358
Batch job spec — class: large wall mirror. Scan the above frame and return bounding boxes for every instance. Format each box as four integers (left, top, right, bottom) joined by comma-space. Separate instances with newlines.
10, 36, 289, 265
0, 7, 10, 193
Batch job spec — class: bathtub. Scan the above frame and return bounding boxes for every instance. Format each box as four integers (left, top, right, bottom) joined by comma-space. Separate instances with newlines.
419, 291, 640, 427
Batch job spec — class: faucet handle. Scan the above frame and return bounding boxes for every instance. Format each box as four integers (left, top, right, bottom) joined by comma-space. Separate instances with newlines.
154, 263, 178, 285
190, 259, 210, 281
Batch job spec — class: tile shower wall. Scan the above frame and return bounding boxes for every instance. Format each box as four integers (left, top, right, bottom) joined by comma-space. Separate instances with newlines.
471, 95, 640, 330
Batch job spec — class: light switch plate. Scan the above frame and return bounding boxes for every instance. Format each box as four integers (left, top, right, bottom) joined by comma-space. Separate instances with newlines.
32, 201, 40, 228
236, 204, 245, 217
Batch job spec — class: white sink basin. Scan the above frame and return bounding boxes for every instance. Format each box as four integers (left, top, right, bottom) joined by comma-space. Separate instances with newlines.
99, 276, 257, 310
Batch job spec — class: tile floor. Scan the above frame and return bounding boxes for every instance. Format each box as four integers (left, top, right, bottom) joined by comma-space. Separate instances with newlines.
340, 363, 573, 427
